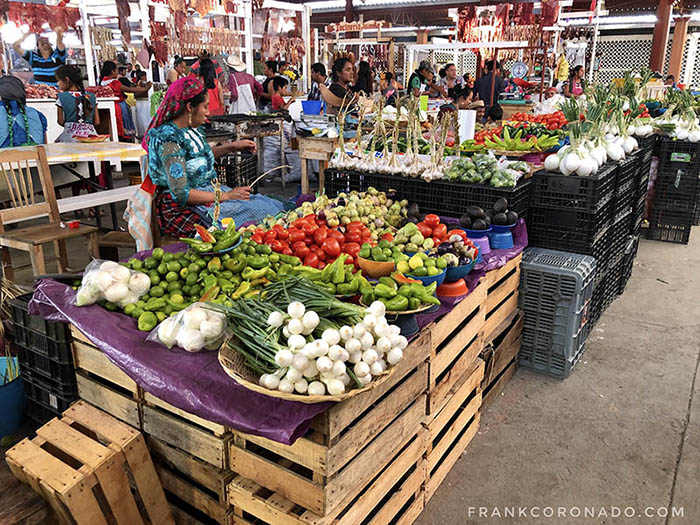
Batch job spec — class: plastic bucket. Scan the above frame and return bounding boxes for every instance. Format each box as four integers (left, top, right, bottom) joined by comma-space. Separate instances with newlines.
0, 357, 24, 438
302, 100, 322, 115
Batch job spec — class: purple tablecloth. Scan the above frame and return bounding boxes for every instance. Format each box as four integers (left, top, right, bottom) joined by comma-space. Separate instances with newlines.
29, 220, 527, 445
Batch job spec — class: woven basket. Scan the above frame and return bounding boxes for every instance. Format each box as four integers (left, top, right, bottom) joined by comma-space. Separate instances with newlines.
218, 338, 394, 404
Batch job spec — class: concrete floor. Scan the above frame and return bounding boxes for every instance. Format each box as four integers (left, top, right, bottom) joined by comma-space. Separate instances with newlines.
416, 235, 700, 525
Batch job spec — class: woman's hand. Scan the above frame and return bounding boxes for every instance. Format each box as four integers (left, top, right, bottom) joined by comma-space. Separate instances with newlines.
224, 186, 251, 201
229, 139, 257, 153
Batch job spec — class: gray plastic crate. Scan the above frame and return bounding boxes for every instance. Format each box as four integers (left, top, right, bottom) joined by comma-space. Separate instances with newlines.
519, 248, 596, 378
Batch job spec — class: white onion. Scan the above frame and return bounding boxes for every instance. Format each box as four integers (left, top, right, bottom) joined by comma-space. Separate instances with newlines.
307, 381, 325, 395
278, 379, 294, 393
622, 136, 637, 153
328, 345, 344, 361
303, 360, 319, 379
357, 374, 372, 386
373, 321, 390, 338
340, 373, 351, 386
331, 361, 346, 377
326, 378, 345, 395
387, 348, 403, 365
370, 360, 385, 375
316, 356, 333, 373
368, 301, 386, 318
354, 362, 370, 377
302, 311, 320, 331
292, 353, 309, 370
282, 326, 290, 338
287, 301, 305, 319
287, 334, 306, 350
363, 314, 378, 329
177, 329, 205, 352
576, 158, 595, 177
676, 129, 689, 140
275, 349, 294, 367
563, 152, 581, 173
606, 144, 623, 162
111, 265, 131, 284
294, 379, 308, 394
104, 282, 129, 303
390, 325, 401, 336
345, 338, 361, 353
267, 311, 285, 328
544, 154, 560, 172
322, 329, 341, 347
339, 326, 354, 341
128, 273, 151, 295
286, 367, 303, 383
157, 318, 179, 348
353, 324, 366, 339
360, 332, 374, 350
287, 318, 304, 335
362, 349, 379, 364
689, 131, 700, 143
397, 336, 408, 350
261, 374, 280, 390
376, 337, 392, 353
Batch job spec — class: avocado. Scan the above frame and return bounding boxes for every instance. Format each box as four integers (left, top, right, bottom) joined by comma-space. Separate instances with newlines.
493, 198, 508, 214
506, 211, 519, 224
472, 218, 487, 230
484, 215, 491, 226
459, 214, 472, 228
493, 212, 508, 225
466, 205, 486, 219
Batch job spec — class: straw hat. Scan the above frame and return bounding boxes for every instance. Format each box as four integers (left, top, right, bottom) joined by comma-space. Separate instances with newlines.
226, 55, 246, 72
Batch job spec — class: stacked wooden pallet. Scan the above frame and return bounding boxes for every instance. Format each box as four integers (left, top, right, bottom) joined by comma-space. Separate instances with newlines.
67, 255, 524, 525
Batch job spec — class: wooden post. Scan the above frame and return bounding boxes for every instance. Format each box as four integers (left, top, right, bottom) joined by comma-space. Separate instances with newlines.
416, 31, 429, 45
649, 0, 673, 73
668, 16, 690, 81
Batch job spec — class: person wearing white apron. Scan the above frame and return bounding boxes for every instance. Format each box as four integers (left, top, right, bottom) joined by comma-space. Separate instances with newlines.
226, 56, 262, 114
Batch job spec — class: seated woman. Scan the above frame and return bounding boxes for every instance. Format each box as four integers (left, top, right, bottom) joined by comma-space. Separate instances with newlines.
145, 77, 284, 237
0, 76, 47, 147
320, 57, 356, 114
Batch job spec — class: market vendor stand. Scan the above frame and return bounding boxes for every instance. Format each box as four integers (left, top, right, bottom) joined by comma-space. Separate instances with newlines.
44, 240, 524, 524
298, 136, 338, 195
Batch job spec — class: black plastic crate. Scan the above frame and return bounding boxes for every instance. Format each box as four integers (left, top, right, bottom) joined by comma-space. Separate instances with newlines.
609, 210, 633, 260
618, 235, 640, 295
22, 371, 76, 414
637, 134, 657, 154
24, 397, 59, 427
531, 163, 616, 212
15, 344, 77, 395
645, 207, 694, 244
657, 138, 700, 170
325, 169, 532, 219
527, 200, 613, 245
215, 152, 258, 193
528, 221, 612, 266
616, 152, 640, 190
613, 179, 635, 217
13, 327, 73, 364
10, 294, 71, 343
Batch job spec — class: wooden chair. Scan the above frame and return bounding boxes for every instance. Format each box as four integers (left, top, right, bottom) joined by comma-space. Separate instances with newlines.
0, 146, 99, 279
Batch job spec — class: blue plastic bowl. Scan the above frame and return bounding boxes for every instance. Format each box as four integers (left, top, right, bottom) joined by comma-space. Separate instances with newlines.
491, 223, 517, 233
407, 269, 446, 288
489, 231, 514, 250
445, 260, 476, 282
302, 100, 322, 115
465, 226, 492, 239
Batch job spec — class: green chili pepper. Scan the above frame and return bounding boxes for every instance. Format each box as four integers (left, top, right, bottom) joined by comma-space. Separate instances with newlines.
398, 284, 413, 297
232, 281, 251, 299
207, 257, 222, 272
166, 298, 191, 311
358, 275, 373, 294
143, 297, 167, 311
318, 282, 337, 294
362, 291, 376, 305
255, 243, 272, 255
202, 274, 218, 292
277, 263, 293, 278
279, 254, 301, 266
336, 283, 354, 295
290, 266, 323, 280
217, 278, 236, 293
332, 256, 347, 284
381, 295, 409, 312
242, 267, 268, 281
348, 274, 361, 293
378, 277, 398, 293
408, 297, 422, 310
179, 238, 213, 253
374, 283, 397, 299
247, 255, 268, 269
224, 256, 246, 273
137, 311, 158, 332
213, 231, 241, 252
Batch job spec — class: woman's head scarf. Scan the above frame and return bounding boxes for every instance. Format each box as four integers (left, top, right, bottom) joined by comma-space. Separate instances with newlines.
0, 76, 27, 105
142, 76, 205, 150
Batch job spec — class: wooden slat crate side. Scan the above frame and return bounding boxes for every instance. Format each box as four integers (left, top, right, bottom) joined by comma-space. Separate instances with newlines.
428, 334, 482, 415
311, 329, 431, 442
236, 363, 428, 480
484, 267, 521, 316
483, 254, 522, 293
481, 312, 523, 392
481, 291, 519, 344
76, 372, 141, 428
483, 361, 518, 408
156, 464, 231, 525
424, 361, 484, 502
228, 395, 426, 517
142, 392, 228, 437
72, 340, 138, 393
142, 405, 230, 469
227, 430, 429, 525
429, 285, 487, 349
148, 437, 234, 503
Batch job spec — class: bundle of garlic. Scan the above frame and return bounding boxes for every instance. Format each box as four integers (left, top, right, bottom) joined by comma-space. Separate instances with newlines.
149, 303, 226, 352
259, 300, 406, 396
75, 259, 151, 307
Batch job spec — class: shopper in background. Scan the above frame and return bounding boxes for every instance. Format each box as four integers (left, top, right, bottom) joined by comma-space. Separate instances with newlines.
0, 76, 47, 147
99, 60, 151, 140
144, 77, 284, 237
308, 63, 328, 102
226, 55, 262, 114
320, 57, 355, 114
199, 58, 224, 116
260, 60, 278, 110
118, 66, 134, 87
167, 57, 187, 86
13, 29, 66, 86
439, 63, 465, 100
454, 86, 474, 109
271, 77, 295, 111
474, 60, 504, 114
379, 71, 402, 105
190, 50, 223, 78
486, 104, 503, 124
563, 65, 586, 98
55, 65, 99, 142
353, 61, 373, 95
408, 60, 438, 98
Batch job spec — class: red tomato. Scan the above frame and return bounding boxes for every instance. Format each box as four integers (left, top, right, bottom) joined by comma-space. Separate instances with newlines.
272, 224, 284, 233
292, 240, 307, 252
322, 238, 341, 258
250, 234, 264, 244
347, 221, 364, 231
303, 214, 317, 224
278, 240, 290, 250
288, 229, 305, 243
432, 223, 448, 240
361, 232, 372, 243
282, 247, 293, 256
344, 255, 354, 265
270, 240, 284, 253
424, 214, 440, 228
295, 246, 311, 259
416, 222, 433, 238
313, 246, 327, 261
277, 229, 289, 241
328, 230, 345, 243
302, 222, 318, 235
254, 228, 265, 237
345, 230, 362, 244
313, 228, 328, 245
448, 229, 467, 241
343, 242, 361, 258
381, 233, 394, 242
432, 237, 442, 246
292, 218, 308, 229
305, 236, 314, 245
317, 261, 326, 270
264, 230, 277, 241
303, 254, 319, 268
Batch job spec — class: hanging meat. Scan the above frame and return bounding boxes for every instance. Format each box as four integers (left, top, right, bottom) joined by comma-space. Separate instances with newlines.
541, 0, 560, 27
457, 6, 477, 43
0, 0, 8, 24
115, 0, 131, 46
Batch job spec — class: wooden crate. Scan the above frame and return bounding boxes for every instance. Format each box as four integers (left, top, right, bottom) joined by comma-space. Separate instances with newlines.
480, 254, 522, 343
149, 436, 234, 524
71, 327, 141, 428
426, 285, 485, 415
227, 331, 431, 517
424, 360, 484, 503
5, 400, 172, 525
227, 429, 428, 525
481, 311, 523, 408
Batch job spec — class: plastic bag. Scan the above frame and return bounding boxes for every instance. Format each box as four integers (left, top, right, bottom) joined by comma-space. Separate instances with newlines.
75, 260, 151, 308
147, 303, 227, 353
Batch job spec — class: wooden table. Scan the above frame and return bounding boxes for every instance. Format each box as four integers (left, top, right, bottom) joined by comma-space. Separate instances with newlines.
297, 136, 338, 195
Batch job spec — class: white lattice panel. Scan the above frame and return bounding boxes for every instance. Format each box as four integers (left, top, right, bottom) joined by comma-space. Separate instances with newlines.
597, 36, 652, 84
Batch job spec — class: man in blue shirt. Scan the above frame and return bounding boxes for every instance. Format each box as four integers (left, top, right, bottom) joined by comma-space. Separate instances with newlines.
13, 29, 66, 86
473, 60, 504, 117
